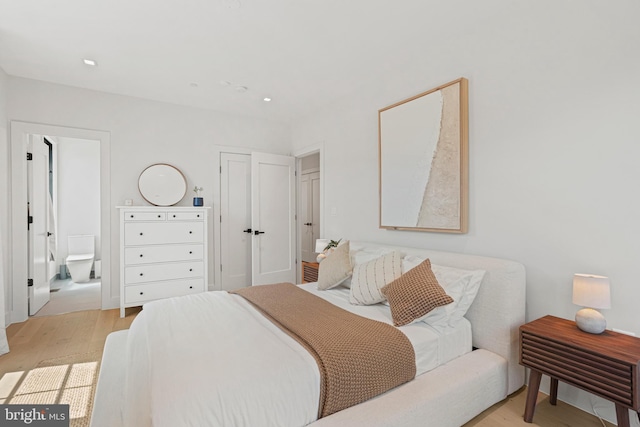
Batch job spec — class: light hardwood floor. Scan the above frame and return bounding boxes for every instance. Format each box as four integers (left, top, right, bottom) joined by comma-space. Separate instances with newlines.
1, 308, 140, 376
0, 309, 615, 426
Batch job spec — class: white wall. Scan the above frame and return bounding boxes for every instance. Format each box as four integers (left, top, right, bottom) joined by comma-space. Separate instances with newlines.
0, 67, 9, 326
292, 1, 640, 423
57, 136, 101, 264
7, 77, 291, 309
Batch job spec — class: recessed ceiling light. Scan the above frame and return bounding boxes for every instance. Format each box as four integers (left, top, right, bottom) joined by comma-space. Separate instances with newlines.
190, 82, 199, 87
82, 58, 97, 66
219, 80, 231, 86
223, 0, 241, 9
235, 86, 248, 93
263, 97, 272, 102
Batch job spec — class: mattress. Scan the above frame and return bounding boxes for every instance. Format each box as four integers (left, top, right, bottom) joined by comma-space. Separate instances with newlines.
299, 283, 472, 376
123, 285, 472, 426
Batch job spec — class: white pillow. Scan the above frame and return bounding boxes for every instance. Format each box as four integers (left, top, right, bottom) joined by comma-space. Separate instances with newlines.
317, 241, 352, 290
349, 251, 402, 305
401, 255, 485, 328
340, 247, 399, 289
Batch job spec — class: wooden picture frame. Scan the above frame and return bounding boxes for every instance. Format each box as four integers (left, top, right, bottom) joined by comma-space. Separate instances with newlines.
378, 78, 468, 233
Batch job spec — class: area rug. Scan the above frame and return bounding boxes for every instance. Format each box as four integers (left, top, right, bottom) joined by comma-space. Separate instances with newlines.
6, 351, 102, 427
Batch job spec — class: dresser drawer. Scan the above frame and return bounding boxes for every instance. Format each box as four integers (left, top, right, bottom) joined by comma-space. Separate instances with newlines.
125, 244, 204, 265
124, 211, 166, 221
124, 222, 204, 245
124, 279, 205, 304
125, 261, 204, 284
167, 211, 205, 221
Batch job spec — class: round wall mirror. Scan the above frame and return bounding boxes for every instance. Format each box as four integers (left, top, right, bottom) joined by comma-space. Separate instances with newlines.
138, 164, 187, 206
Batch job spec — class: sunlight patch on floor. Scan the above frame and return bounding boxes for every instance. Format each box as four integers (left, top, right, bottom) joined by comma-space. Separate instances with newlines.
1, 361, 98, 420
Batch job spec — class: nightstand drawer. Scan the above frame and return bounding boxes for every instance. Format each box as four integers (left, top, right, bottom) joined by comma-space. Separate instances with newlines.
519, 315, 640, 427
522, 330, 633, 406
302, 261, 319, 283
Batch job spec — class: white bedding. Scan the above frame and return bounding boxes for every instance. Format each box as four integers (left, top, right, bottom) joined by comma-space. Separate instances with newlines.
299, 283, 472, 376
123, 285, 472, 427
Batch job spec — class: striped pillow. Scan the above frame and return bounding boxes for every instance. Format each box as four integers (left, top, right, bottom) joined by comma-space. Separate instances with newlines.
349, 251, 402, 305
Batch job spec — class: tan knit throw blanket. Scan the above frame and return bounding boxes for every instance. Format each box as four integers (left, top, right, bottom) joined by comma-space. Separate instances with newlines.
232, 283, 416, 418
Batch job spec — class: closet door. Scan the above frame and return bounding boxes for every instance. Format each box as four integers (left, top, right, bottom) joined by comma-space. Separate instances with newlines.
220, 153, 252, 290
251, 152, 296, 285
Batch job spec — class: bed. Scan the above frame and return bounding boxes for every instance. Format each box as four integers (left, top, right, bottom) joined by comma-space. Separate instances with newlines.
91, 241, 526, 427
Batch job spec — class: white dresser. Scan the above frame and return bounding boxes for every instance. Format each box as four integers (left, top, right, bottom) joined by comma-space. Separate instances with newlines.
118, 206, 209, 317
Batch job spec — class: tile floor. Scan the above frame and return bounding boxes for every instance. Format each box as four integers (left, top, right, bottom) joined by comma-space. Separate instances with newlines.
32, 278, 101, 317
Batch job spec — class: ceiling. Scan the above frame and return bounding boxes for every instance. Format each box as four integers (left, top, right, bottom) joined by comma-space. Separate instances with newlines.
0, 0, 505, 123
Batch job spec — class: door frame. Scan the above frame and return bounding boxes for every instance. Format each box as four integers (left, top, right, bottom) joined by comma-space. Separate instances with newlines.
294, 143, 324, 282
10, 121, 111, 323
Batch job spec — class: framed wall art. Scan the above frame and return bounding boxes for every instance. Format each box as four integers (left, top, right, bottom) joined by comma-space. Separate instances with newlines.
379, 78, 468, 233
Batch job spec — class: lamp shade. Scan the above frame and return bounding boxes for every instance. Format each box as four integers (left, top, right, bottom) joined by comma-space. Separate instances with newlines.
315, 239, 330, 254
572, 274, 611, 309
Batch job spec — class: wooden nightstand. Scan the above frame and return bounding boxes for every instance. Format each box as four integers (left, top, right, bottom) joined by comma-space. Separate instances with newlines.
301, 261, 319, 283
520, 315, 640, 427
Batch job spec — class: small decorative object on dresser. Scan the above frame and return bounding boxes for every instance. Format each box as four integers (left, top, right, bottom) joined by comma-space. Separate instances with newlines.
193, 186, 204, 206
118, 206, 209, 317
572, 273, 611, 334
520, 315, 640, 427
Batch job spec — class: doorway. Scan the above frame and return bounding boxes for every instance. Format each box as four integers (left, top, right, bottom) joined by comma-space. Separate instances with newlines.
31, 135, 101, 317
294, 145, 324, 284
10, 122, 112, 324
217, 150, 297, 291
299, 153, 320, 263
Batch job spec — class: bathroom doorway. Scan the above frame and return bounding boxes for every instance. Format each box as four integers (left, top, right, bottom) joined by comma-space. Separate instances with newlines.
10, 122, 111, 323
30, 135, 102, 317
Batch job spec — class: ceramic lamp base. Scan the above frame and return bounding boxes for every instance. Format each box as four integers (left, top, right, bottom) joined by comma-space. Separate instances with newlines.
575, 308, 606, 334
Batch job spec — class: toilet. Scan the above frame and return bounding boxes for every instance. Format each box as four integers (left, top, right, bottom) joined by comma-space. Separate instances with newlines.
66, 235, 95, 283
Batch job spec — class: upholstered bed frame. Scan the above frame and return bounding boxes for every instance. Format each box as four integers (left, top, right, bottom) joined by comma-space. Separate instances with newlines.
91, 241, 526, 427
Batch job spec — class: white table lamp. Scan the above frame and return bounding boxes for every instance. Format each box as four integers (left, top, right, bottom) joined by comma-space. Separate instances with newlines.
572, 273, 611, 334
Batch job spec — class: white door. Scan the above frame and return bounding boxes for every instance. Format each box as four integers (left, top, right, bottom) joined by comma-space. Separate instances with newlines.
28, 135, 51, 315
300, 171, 320, 263
251, 152, 296, 285
220, 153, 252, 290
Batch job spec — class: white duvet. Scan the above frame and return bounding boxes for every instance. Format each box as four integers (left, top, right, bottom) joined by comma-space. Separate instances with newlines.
123, 285, 471, 427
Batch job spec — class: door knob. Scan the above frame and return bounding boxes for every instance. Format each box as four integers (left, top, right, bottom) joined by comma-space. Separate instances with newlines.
254, 230, 265, 235
243, 229, 252, 234
304, 223, 312, 226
